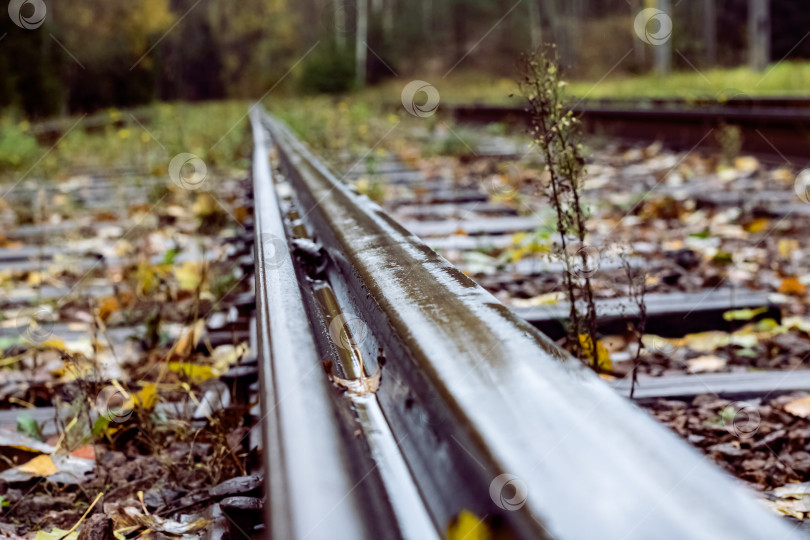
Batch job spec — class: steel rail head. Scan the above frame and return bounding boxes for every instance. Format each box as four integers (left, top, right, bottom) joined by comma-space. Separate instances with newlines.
254, 106, 801, 540
250, 110, 400, 540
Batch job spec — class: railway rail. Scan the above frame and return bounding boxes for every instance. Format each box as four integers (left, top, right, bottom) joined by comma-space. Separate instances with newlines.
250, 106, 801, 539
449, 97, 810, 163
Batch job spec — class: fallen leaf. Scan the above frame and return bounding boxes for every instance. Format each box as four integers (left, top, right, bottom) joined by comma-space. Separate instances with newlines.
17, 454, 59, 476
33, 528, 79, 540
709, 441, 744, 457
97, 296, 120, 322
234, 206, 249, 224
0, 453, 95, 484
173, 261, 205, 291
687, 355, 727, 373
447, 510, 491, 540
114, 506, 210, 536
27, 272, 43, 286
211, 342, 249, 374
40, 338, 67, 351
785, 396, 810, 418
136, 262, 158, 296
764, 499, 806, 520
133, 383, 158, 411
779, 239, 799, 259
173, 320, 205, 358
510, 292, 561, 308
167, 362, 215, 382
744, 217, 770, 234
774, 482, 810, 498
579, 334, 612, 371
192, 193, 217, 216
779, 277, 807, 296
69, 445, 95, 461
723, 306, 767, 322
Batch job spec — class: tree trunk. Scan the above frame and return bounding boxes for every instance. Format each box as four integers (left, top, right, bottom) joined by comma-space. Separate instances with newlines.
748, 0, 770, 71
653, 0, 672, 76
355, 0, 368, 87
528, 0, 541, 49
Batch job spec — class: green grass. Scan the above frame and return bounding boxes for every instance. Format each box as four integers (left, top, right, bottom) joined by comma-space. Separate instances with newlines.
354, 61, 810, 107
0, 101, 252, 182
565, 61, 810, 99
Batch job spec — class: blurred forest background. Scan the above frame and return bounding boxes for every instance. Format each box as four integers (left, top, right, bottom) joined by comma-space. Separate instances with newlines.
1, 0, 810, 118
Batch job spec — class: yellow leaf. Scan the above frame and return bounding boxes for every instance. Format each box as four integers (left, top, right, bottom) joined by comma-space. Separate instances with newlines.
40, 338, 67, 351
579, 334, 612, 371
97, 295, 120, 322
34, 528, 79, 540
447, 510, 491, 540
17, 454, 59, 477
734, 156, 760, 172
744, 218, 769, 234
785, 396, 810, 418
779, 277, 807, 296
27, 272, 43, 286
779, 239, 799, 259
192, 193, 217, 216
136, 261, 158, 295
134, 383, 158, 411
174, 261, 204, 291
167, 362, 215, 382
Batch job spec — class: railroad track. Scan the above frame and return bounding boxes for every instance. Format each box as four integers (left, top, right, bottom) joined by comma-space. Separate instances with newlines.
0, 169, 260, 535
250, 106, 801, 538
449, 97, 810, 163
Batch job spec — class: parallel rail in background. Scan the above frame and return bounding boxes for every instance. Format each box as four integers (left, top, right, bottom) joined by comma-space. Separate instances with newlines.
449, 99, 810, 163
250, 106, 800, 539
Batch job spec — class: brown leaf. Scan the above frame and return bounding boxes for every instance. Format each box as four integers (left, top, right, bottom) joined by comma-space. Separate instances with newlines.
785, 396, 810, 418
